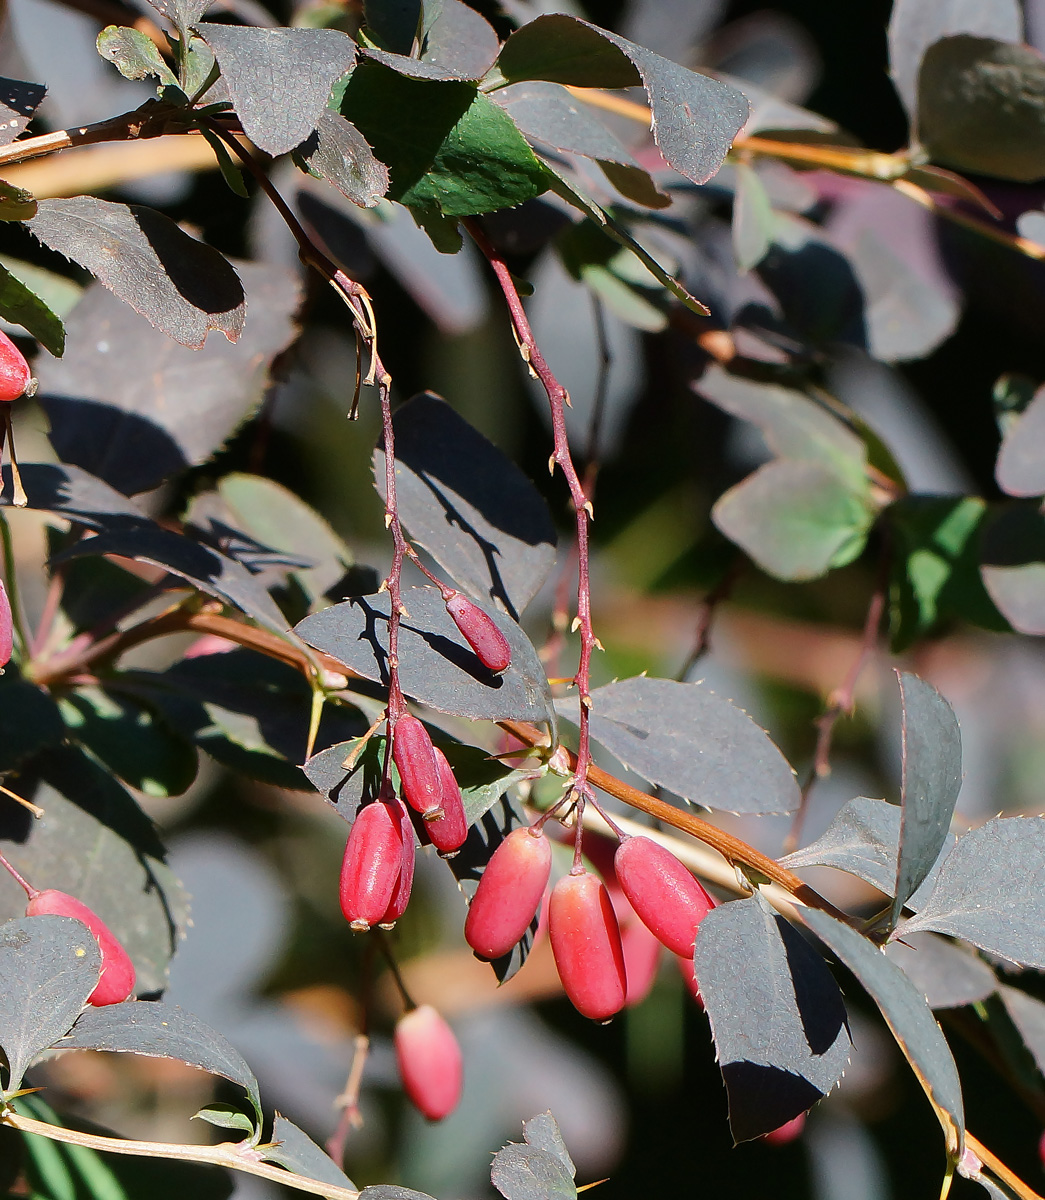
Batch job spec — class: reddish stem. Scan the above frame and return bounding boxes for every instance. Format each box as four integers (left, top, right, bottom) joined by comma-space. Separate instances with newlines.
0, 849, 38, 899
464, 219, 600, 811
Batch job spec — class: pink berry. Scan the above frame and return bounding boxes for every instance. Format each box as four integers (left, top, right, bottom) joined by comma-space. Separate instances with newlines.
26, 889, 136, 1006
0, 579, 11, 669
339, 800, 404, 930
394, 1004, 463, 1121
425, 747, 468, 856
549, 871, 627, 1021
614, 836, 716, 958
0, 330, 33, 403
379, 799, 414, 928
464, 826, 552, 961
445, 592, 511, 674
763, 1113, 806, 1146
393, 715, 444, 820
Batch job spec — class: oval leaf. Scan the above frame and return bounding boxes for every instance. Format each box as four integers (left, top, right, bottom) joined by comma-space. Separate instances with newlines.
262, 1113, 355, 1187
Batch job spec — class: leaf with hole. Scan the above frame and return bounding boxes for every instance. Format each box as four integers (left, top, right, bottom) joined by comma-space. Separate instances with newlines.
895, 817, 1045, 968
559, 676, 799, 815
374, 393, 557, 619
38, 265, 300, 496
0, 77, 46, 146
802, 908, 964, 1156
96, 26, 178, 87
296, 587, 554, 725
0, 916, 102, 1093
61, 1001, 262, 1124
26, 197, 245, 349
890, 671, 962, 928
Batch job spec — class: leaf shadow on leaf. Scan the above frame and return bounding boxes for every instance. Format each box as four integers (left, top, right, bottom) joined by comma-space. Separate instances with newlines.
720, 1062, 825, 1143
757, 231, 867, 350
783, 916, 850, 1057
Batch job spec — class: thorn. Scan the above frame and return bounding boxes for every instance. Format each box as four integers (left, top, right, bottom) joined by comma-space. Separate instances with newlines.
384, 511, 393, 528
580, 692, 592, 709
378, 578, 389, 594
593, 637, 605, 651
398, 604, 410, 618
571, 616, 581, 633
548, 454, 556, 475
582, 500, 594, 519
562, 389, 572, 408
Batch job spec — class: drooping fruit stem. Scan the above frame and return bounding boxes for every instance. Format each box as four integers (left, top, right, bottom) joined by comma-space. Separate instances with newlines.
0, 848, 37, 898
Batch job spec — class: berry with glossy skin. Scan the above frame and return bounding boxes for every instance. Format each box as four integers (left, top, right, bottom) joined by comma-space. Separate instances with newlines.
0, 330, 32, 403
549, 871, 627, 1021
394, 1004, 463, 1121
379, 799, 414, 928
425, 747, 468, 856
339, 800, 404, 931
614, 835, 716, 958
392, 715, 444, 820
0, 579, 11, 670
464, 826, 552, 961
445, 592, 511, 674
26, 890, 136, 1005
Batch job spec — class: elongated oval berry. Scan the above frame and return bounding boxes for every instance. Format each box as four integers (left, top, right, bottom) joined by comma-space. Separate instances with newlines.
394, 1004, 463, 1121
340, 800, 404, 931
0, 330, 32, 403
26, 890, 135, 1005
425, 747, 468, 856
0, 579, 11, 670
549, 871, 627, 1021
614, 836, 716, 958
464, 826, 552, 961
445, 592, 511, 674
622, 916, 662, 1008
393, 715, 444, 820
379, 799, 414, 928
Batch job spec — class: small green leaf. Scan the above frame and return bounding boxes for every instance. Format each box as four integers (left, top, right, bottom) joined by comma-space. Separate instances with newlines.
192, 1103, 257, 1136
731, 162, 775, 273
0, 180, 36, 222
96, 26, 178, 87
0, 262, 64, 355
199, 127, 250, 198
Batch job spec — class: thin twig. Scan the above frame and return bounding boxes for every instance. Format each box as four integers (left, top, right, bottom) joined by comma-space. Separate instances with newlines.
676, 555, 745, 679
1, 1109, 359, 1200
327, 1033, 370, 1165
966, 1132, 1044, 1200
0, 511, 29, 661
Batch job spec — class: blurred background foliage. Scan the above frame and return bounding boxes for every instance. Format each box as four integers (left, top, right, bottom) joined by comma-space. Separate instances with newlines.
3, 0, 1045, 1198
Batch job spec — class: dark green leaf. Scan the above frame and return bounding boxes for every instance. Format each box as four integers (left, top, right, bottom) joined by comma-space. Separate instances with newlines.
195, 24, 356, 157
54, 526, 290, 635
193, 1103, 256, 1135
360, 1189, 437, 1200
887, 0, 1020, 117
26, 197, 245, 349
296, 587, 554, 724
896, 817, 1045, 968
0, 180, 36, 222
802, 908, 964, 1155
560, 676, 799, 815
96, 26, 178, 87
374, 393, 557, 620
732, 162, 774, 273
295, 109, 389, 208
695, 895, 850, 1142
0, 77, 46, 146
61, 1001, 262, 1124
780, 796, 902, 894
491, 1144, 576, 1200
59, 685, 198, 798
522, 1114, 574, 1176
996, 382, 1045, 497
0, 669, 64, 773
340, 60, 547, 217
885, 932, 996, 1010
713, 459, 875, 580
362, 0, 421, 54
918, 35, 1045, 182
495, 15, 749, 185
39, 265, 300, 495
0, 261, 65, 355
980, 503, 1045, 634
0, 916, 101, 1093
262, 1114, 355, 1188
888, 495, 1009, 650
891, 671, 963, 927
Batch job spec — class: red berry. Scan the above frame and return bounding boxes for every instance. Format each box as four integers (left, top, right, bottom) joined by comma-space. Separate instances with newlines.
379, 799, 414, 928
464, 826, 552, 961
0, 579, 11, 669
425, 747, 468, 856
549, 871, 627, 1021
26, 890, 136, 1005
622, 915, 662, 1008
614, 836, 716, 958
394, 1004, 463, 1121
339, 800, 404, 930
763, 1113, 806, 1146
0, 330, 32, 403
445, 592, 511, 673
393, 715, 444, 820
